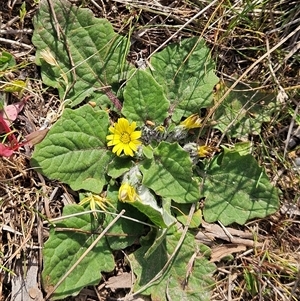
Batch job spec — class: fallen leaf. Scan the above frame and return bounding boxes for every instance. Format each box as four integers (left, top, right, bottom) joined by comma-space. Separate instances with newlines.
105, 272, 134, 289
11, 257, 43, 301
210, 244, 246, 262
0, 143, 14, 157
25, 129, 49, 146
195, 221, 263, 247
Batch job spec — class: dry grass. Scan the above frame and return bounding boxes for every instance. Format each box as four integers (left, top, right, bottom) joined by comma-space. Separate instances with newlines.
0, 0, 299, 300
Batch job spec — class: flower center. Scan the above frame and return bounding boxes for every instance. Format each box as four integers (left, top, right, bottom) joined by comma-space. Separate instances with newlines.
120, 132, 130, 144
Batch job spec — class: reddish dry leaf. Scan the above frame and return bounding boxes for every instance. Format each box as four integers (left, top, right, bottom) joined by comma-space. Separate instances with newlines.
0, 100, 29, 156
0, 101, 25, 133
0, 143, 14, 156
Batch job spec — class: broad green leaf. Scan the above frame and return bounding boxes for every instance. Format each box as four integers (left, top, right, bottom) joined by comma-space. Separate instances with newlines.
42, 205, 114, 300
122, 70, 169, 125
104, 203, 146, 250
129, 185, 176, 228
213, 81, 277, 138
107, 157, 134, 179
140, 142, 200, 203
203, 152, 279, 225
130, 227, 216, 301
32, 0, 132, 107
148, 37, 219, 122
31, 105, 113, 193
172, 203, 202, 228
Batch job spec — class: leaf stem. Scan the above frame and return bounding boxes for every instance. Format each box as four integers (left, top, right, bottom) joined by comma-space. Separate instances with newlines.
103, 87, 123, 111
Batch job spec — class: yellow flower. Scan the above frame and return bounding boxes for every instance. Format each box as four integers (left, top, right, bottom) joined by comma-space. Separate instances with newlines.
197, 145, 214, 158
79, 193, 115, 214
180, 114, 202, 129
118, 183, 139, 203
106, 118, 142, 156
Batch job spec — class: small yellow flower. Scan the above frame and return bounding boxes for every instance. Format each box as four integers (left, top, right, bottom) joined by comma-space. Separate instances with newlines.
106, 118, 142, 156
180, 114, 202, 129
118, 183, 139, 203
79, 193, 115, 213
197, 145, 214, 158
155, 125, 165, 133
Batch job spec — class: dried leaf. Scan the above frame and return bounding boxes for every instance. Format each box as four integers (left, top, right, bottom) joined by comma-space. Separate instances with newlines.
106, 273, 133, 289
210, 244, 246, 262
0, 143, 14, 157
25, 129, 49, 146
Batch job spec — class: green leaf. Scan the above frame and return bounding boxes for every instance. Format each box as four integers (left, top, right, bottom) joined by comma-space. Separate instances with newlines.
105, 204, 146, 249
148, 37, 219, 122
105, 184, 147, 250
122, 70, 169, 125
0, 51, 16, 71
288, 107, 300, 125
172, 203, 202, 228
222, 141, 252, 156
32, 0, 132, 107
1, 79, 26, 93
31, 105, 113, 193
203, 152, 279, 225
244, 269, 259, 296
129, 185, 176, 228
140, 142, 200, 203
130, 227, 216, 301
107, 157, 133, 179
42, 205, 114, 300
213, 81, 277, 138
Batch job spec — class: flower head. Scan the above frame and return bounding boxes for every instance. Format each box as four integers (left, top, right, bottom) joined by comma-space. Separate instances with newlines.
106, 118, 142, 156
197, 145, 214, 158
180, 113, 202, 129
118, 183, 139, 203
79, 192, 115, 213
183, 143, 215, 163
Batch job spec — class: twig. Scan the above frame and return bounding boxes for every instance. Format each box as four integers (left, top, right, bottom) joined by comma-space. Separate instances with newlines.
44, 209, 126, 300
0, 37, 33, 50
0, 28, 33, 34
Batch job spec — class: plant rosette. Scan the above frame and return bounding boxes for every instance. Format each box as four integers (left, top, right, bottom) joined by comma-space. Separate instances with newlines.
31, 0, 279, 300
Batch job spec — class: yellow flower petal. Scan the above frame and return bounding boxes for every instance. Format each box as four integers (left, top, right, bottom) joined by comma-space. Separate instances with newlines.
123, 144, 134, 157
180, 114, 202, 129
197, 145, 214, 158
118, 183, 138, 202
131, 131, 142, 140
